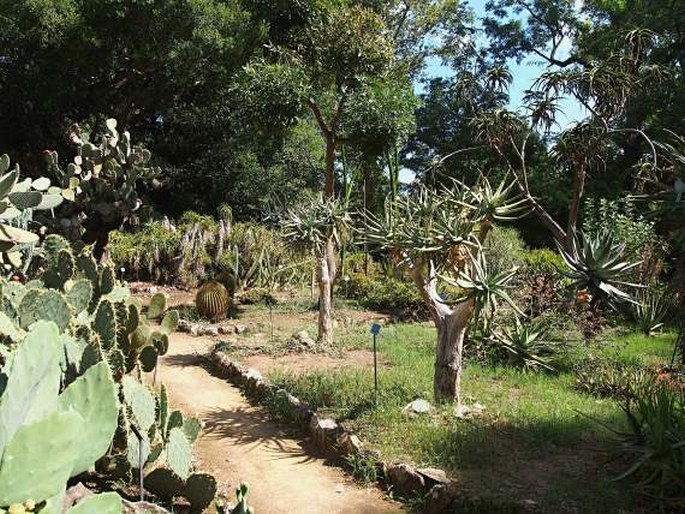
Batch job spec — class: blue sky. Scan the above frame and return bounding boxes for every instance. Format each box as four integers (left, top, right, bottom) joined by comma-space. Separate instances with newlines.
420, 0, 586, 126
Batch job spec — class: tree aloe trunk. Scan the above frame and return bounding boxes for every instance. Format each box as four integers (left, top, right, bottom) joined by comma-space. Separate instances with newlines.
432, 302, 473, 405
414, 263, 475, 407
318, 256, 333, 345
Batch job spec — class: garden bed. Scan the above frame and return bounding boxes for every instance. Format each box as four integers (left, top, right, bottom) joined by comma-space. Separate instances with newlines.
213, 318, 676, 513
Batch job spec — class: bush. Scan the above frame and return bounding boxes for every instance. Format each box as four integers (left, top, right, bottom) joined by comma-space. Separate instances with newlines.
110, 214, 305, 289
484, 226, 527, 275
490, 317, 563, 371
238, 287, 277, 305
341, 272, 425, 317
517, 249, 567, 317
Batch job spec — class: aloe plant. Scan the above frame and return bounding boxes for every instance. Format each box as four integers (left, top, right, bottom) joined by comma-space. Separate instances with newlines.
492, 317, 560, 371
558, 231, 641, 309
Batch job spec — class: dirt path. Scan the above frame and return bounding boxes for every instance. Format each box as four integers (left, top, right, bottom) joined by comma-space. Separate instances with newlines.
159, 332, 402, 514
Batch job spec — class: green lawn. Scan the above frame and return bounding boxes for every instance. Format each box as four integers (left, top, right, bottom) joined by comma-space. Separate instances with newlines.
264, 322, 677, 512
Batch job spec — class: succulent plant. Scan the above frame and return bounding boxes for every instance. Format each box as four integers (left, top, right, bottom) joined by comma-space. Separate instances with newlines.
44, 119, 162, 258
196, 281, 230, 322
0, 321, 120, 509
558, 231, 641, 309
0, 154, 66, 271
233, 483, 254, 514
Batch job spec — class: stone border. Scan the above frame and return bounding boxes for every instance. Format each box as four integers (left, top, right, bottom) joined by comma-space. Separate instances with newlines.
210, 351, 463, 512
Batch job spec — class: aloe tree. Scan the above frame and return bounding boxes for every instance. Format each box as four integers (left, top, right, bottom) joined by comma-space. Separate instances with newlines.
363, 178, 525, 406
281, 194, 351, 345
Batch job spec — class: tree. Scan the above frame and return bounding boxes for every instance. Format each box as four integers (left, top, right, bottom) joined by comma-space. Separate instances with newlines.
281, 194, 351, 345
363, 178, 525, 406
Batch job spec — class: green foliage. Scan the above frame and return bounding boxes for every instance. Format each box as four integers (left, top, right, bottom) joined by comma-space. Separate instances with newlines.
280, 194, 351, 256
630, 286, 674, 336
610, 382, 685, 503
483, 226, 527, 275
491, 317, 562, 371
341, 272, 425, 316
0, 322, 119, 508
582, 198, 668, 284
573, 353, 654, 400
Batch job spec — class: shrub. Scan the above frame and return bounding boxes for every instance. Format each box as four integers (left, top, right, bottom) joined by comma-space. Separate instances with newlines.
518, 249, 566, 317
483, 226, 527, 275
341, 272, 425, 317
238, 287, 277, 305
629, 286, 674, 336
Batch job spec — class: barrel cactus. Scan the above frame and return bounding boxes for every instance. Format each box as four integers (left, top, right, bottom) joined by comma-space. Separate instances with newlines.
196, 282, 230, 322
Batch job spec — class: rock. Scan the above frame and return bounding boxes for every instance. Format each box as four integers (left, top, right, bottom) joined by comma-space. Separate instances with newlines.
424, 483, 460, 514
386, 463, 425, 495
203, 326, 220, 337
294, 330, 315, 347
417, 467, 450, 486
309, 414, 338, 449
455, 402, 485, 419
190, 324, 200, 336
337, 432, 364, 456
218, 325, 232, 335
402, 399, 431, 415
244, 368, 263, 382
177, 319, 192, 333
63, 483, 93, 510
234, 324, 247, 335
122, 500, 170, 513
149, 286, 158, 294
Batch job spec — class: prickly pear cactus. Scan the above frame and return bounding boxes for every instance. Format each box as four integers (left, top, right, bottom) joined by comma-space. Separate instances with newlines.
233, 483, 255, 514
0, 321, 120, 507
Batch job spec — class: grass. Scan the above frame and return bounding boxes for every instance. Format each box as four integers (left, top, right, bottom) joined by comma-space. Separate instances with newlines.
261, 322, 677, 512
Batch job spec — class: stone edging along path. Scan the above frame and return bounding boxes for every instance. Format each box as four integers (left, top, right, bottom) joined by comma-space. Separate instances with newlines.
210, 350, 465, 512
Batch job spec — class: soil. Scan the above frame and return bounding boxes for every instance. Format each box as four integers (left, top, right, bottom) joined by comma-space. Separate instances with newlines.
243, 350, 388, 376
159, 331, 401, 514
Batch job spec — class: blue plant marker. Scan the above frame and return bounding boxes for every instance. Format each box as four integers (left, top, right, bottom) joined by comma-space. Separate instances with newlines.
371, 323, 381, 404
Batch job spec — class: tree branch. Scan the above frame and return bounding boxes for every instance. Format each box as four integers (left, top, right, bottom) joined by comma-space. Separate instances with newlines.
308, 99, 330, 137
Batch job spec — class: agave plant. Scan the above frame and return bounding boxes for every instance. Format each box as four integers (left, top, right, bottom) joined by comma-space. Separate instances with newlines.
630, 287, 673, 336
492, 317, 560, 371
558, 231, 641, 308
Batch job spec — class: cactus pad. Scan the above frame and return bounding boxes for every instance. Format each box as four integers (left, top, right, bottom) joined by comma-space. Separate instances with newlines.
18, 290, 71, 332
167, 426, 193, 480
147, 293, 168, 319
139, 345, 158, 373
66, 279, 93, 313
144, 468, 185, 501
122, 376, 156, 431
184, 473, 217, 512
0, 409, 82, 505
65, 492, 122, 514
57, 362, 119, 475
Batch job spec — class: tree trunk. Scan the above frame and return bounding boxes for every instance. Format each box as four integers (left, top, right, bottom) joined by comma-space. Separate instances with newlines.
325, 136, 335, 197
318, 257, 333, 345
432, 303, 472, 407
566, 163, 586, 251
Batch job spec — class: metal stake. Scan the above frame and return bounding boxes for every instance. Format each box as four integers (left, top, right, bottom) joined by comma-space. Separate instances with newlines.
371, 323, 381, 405
130, 423, 145, 501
